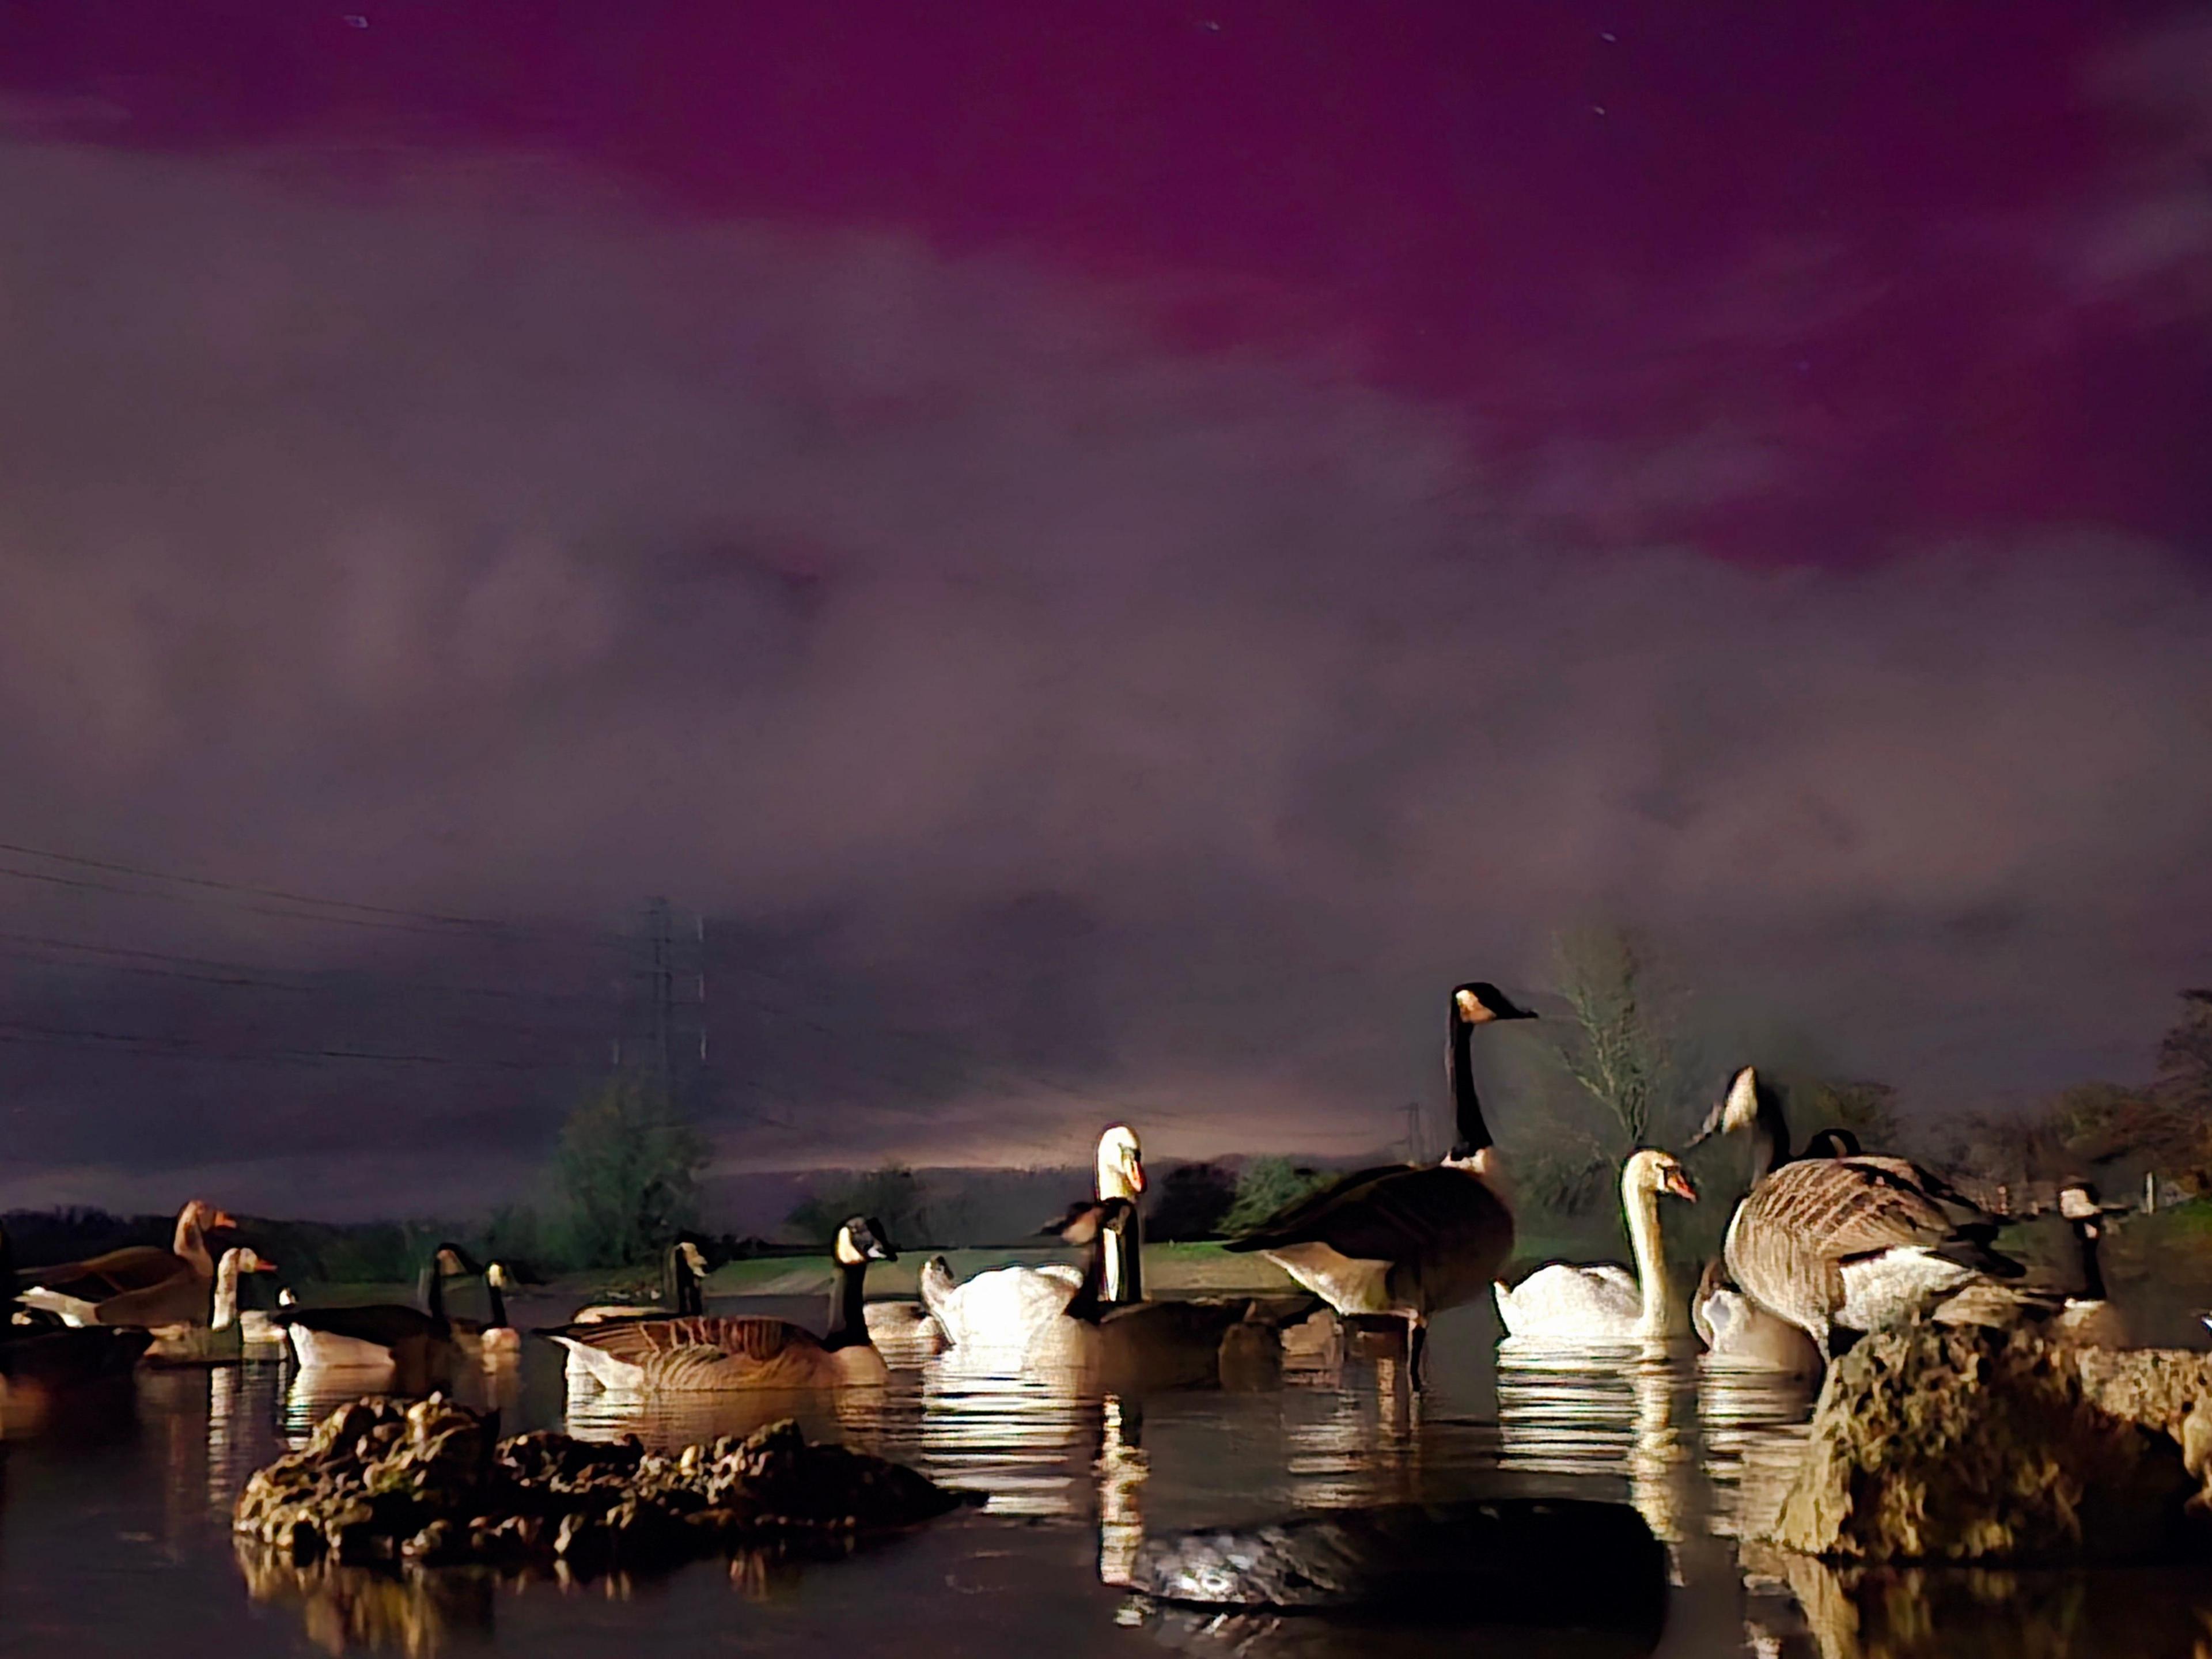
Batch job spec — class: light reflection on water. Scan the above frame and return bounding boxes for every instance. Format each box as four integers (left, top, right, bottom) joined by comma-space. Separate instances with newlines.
7, 1294, 2212, 1658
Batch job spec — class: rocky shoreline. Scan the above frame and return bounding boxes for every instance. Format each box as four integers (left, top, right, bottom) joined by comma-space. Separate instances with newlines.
234, 1395, 977, 1574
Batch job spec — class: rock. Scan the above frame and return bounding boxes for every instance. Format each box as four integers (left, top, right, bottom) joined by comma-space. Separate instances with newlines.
232, 1395, 977, 1580
1765, 1326, 2196, 1563
1122, 1498, 1666, 1636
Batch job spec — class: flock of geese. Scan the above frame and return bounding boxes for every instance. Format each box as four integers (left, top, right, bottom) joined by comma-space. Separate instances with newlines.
0, 979, 2136, 1419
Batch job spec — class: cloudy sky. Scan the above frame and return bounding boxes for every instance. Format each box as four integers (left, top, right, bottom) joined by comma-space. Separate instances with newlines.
2, 1, 2209, 1218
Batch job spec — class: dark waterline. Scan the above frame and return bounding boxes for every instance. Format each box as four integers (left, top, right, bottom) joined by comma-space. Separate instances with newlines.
6, 1294, 2212, 1658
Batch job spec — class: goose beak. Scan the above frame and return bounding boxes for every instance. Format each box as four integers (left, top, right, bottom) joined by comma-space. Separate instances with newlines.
211, 1210, 239, 1230
251, 1255, 279, 1272
1664, 1168, 1698, 1202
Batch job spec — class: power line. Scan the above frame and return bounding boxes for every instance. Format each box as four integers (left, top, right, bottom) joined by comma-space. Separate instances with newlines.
0, 1016, 598, 1072
0, 839, 624, 947
0, 928, 608, 1007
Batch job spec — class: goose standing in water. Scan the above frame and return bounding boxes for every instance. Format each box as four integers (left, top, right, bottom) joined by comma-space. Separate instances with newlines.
143, 1248, 280, 1364
275, 1245, 466, 1378
547, 1217, 896, 1393
916, 1124, 1147, 1357
16, 1200, 234, 1328
429, 1248, 522, 1368
1690, 1066, 2021, 1362
1494, 1150, 1698, 1347
1224, 982, 1535, 1385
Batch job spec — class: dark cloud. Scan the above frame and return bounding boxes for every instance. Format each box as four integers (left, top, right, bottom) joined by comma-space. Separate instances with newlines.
0, 132, 2208, 1217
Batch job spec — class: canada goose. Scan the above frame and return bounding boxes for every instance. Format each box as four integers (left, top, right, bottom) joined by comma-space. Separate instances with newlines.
569, 1234, 721, 1324
1801, 1128, 1862, 1159
143, 1248, 280, 1364
2020, 1182, 2127, 1347
1224, 981, 1535, 1384
1006, 1198, 1251, 1388
275, 1245, 467, 1375
1, 1221, 153, 1427
418, 1244, 522, 1366
546, 1217, 896, 1392
915, 1124, 1149, 1355
15, 1200, 236, 1328
1688, 1066, 2021, 1362
1690, 1257, 1821, 1374
1494, 1150, 1698, 1346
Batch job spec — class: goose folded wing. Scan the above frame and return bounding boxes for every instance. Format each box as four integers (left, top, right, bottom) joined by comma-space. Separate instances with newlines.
281, 1305, 442, 1346
1254, 1166, 1503, 1263
1748, 1161, 1960, 1258
1842, 1156, 2006, 1234
1222, 1165, 1412, 1252
16, 1246, 189, 1301
548, 1315, 823, 1363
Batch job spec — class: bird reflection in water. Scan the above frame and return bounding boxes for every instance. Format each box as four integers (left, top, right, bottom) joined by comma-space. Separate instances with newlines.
915, 1362, 1102, 1516
1096, 1394, 1148, 1586
1696, 1366, 1815, 1546
233, 1539, 495, 1658
558, 1382, 863, 1456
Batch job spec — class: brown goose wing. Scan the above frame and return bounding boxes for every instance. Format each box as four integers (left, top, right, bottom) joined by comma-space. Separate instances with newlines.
1221, 1164, 1413, 1252
550, 1315, 823, 1364
1245, 1166, 1507, 1266
1742, 1158, 1956, 1259
16, 1246, 191, 1301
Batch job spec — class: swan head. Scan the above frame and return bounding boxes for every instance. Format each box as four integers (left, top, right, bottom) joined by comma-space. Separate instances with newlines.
1097, 1124, 1146, 1199
1452, 982, 1539, 1025
835, 1216, 897, 1265
1688, 1065, 1768, 1147
1624, 1149, 1697, 1203
1040, 1196, 1134, 1246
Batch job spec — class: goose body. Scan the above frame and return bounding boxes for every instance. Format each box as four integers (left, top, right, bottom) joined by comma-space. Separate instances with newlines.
1226, 982, 1533, 1381
547, 1218, 895, 1393
1496, 1150, 1696, 1347
16, 1200, 233, 1328
143, 1248, 279, 1364
1002, 1198, 1251, 1388
1691, 1067, 2021, 1362
2, 1223, 154, 1427
276, 1245, 464, 1375
915, 1126, 1145, 1355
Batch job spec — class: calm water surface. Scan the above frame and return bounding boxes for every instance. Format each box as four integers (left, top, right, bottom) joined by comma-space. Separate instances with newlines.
7, 1293, 2212, 1659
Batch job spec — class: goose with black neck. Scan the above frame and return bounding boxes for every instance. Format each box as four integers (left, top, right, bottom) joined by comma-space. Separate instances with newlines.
1224, 981, 1536, 1387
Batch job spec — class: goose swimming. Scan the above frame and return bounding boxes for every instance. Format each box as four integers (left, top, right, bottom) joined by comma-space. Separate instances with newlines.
547, 1217, 897, 1393
16, 1200, 235, 1328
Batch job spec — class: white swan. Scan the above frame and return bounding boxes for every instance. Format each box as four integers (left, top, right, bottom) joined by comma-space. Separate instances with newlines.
1691, 1258, 1821, 1373
917, 1124, 1145, 1358
1494, 1150, 1696, 1346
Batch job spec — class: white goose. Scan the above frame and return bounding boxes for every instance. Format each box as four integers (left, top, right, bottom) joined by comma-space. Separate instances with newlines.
916, 1125, 1146, 1358
1494, 1150, 1697, 1347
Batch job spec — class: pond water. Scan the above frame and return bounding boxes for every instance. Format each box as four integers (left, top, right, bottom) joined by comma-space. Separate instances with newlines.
7, 1292, 2212, 1658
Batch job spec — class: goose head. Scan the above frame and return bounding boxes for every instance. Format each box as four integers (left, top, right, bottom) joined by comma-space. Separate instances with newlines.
1097, 1124, 1146, 1200
1452, 982, 1539, 1025
677, 1238, 711, 1278
1687, 1065, 1770, 1147
834, 1216, 897, 1266
221, 1247, 279, 1278
431, 1244, 477, 1279
1802, 1127, 1863, 1159
1623, 1148, 1698, 1205
1041, 1196, 1134, 1247
485, 1262, 511, 1290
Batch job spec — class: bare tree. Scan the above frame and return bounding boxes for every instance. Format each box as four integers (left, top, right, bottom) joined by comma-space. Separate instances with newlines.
1548, 926, 1683, 1150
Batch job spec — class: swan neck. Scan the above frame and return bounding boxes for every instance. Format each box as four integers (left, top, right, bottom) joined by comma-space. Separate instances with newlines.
1104, 1207, 1143, 1304
1447, 1016, 1491, 1158
1622, 1174, 1673, 1336
211, 1252, 241, 1330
